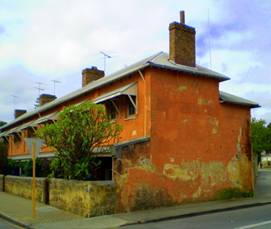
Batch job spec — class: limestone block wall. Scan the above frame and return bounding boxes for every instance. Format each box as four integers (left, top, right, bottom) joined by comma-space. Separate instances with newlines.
49, 179, 116, 217
4, 175, 47, 203
0, 174, 4, 191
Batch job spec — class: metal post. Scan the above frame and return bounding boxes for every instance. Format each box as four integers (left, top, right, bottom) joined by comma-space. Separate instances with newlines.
32, 141, 36, 218
25, 137, 44, 219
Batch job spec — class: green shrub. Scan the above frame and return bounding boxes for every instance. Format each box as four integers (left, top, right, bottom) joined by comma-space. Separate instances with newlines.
216, 188, 254, 200
36, 101, 122, 180
5, 158, 51, 177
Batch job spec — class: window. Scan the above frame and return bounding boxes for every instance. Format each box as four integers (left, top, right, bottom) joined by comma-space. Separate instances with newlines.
13, 133, 21, 143
106, 102, 117, 120
127, 95, 136, 117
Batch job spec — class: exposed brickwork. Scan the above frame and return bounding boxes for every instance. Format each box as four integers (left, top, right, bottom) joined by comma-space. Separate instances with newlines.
169, 22, 196, 67
82, 66, 104, 87
39, 94, 57, 106
14, 109, 27, 119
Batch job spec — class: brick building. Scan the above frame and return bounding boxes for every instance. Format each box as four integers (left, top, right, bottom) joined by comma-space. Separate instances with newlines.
0, 12, 259, 211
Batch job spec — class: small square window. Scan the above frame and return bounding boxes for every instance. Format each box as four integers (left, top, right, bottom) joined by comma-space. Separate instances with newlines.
127, 95, 136, 117
106, 102, 117, 120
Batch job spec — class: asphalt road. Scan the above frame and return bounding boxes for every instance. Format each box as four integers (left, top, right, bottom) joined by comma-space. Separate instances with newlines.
255, 169, 271, 199
122, 204, 271, 229
0, 218, 21, 229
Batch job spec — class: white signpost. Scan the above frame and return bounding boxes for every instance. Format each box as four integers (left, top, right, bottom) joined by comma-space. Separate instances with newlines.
24, 138, 44, 218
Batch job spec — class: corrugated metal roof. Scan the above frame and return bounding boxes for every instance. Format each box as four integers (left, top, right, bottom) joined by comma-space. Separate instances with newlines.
149, 52, 229, 81
219, 91, 260, 108
0, 52, 232, 131
0, 112, 58, 137
93, 83, 136, 104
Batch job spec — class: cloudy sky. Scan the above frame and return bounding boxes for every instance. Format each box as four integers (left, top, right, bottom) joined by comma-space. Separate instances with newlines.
0, 0, 270, 123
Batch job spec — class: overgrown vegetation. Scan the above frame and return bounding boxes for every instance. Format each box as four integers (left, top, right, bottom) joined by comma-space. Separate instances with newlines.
36, 101, 122, 180
0, 121, 7, 174
216, 188, 254, 200
0, 140, 7, 174
251, 118, 271, 162
5, 158, 51, 177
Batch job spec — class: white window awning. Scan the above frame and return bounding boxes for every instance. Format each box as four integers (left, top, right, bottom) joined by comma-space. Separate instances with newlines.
93, 83, 137, 104
30, 112, 58, 127
0, 112, 58, 138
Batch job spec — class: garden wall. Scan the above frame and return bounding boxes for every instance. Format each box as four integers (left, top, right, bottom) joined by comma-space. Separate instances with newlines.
49, 179, 116, 217
0, 174, 4, 191
0, 175, 116, 217
4, 175, 48, 203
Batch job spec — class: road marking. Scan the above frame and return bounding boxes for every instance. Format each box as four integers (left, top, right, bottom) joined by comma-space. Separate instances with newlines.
236, 220, 271, 229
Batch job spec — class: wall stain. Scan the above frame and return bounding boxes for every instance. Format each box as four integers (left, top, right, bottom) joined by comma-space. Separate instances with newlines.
198, 98, 213, 105
208, 117, 219, 134
178, 85, 188, 92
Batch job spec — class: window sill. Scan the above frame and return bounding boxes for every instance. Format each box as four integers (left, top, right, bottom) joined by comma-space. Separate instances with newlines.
124, 115, 136, 121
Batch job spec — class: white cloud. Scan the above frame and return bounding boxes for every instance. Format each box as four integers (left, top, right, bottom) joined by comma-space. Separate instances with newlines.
0, 0, 270, 123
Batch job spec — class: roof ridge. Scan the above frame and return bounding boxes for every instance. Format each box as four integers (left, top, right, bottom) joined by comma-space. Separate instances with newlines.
147, 51, 165, 63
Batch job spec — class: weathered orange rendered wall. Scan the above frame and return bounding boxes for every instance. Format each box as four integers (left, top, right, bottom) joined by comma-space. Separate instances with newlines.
8, 130, 27, 156
118, 68, 253, 210
7, 70, 151, 157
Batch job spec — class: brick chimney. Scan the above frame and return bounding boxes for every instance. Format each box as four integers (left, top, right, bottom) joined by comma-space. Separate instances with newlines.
169, 11, 196, 67
82, 66, 104, 87
14, 109, 27, 119
39, 94, 57, 106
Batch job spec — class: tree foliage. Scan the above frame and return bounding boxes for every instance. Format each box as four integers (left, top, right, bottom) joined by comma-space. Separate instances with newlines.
0, 141, 7, 174
36, 101, 122, 180
251, 118, 271, 156
0, 121, 6, 127
0, 120, 7, 174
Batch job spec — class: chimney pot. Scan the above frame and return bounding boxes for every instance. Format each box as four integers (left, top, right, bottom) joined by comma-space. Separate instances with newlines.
180, 10, 185, 24
82, 66, 104, 87
14, 109, 27, 119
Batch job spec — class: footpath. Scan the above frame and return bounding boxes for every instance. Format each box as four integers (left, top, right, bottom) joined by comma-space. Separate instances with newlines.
0, 169, 271, 229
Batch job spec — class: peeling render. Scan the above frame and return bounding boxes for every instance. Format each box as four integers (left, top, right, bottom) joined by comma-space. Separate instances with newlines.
113, 70, 254, 212
116, 151, 252, 211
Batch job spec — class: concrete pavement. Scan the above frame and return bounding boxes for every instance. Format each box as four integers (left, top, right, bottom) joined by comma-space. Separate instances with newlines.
0, 192, 81, 228
0, 169, 270, 229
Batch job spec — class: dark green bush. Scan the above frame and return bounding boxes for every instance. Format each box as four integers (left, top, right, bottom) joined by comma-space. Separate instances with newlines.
5, 158, 51, 177
216, 188, 254, 200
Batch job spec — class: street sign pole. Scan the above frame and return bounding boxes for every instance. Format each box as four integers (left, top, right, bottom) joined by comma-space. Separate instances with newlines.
32, 141, 36, 218
25, 138, 44, 219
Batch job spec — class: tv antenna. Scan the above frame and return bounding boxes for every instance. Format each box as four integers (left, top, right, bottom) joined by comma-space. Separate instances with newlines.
51, 80, 61, 95
100, 51, 112, 74
35, 82, 45, 96
11, 94, 18, 108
